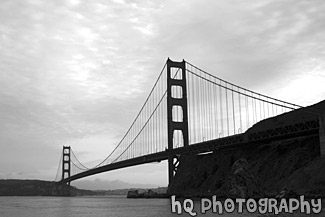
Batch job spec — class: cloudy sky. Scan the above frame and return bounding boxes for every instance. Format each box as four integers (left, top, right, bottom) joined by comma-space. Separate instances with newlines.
0, 0, 324, 189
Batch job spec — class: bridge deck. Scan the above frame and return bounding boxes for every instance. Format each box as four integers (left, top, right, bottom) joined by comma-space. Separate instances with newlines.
59, 118, 319, 184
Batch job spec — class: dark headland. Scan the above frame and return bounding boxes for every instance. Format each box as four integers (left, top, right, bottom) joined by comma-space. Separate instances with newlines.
168, 100, 325, 198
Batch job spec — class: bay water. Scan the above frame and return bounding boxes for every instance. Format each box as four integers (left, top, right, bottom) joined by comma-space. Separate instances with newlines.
0, 196, 323, 217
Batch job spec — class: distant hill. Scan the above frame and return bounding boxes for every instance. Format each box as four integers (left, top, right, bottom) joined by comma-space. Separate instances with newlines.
0, 179, 101, 196
73, 179, 158, 190
0, 179, 55, 196
0, 179, 166, 197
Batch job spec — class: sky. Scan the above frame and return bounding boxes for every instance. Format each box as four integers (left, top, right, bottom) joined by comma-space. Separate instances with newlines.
0, 0, 325, 189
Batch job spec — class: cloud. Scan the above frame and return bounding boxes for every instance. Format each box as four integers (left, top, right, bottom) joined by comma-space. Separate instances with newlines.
0, 0, 324, 185
151, 0, 325, 93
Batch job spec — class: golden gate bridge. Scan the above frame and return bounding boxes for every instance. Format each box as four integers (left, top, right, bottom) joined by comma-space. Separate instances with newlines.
53, 59, 322, 192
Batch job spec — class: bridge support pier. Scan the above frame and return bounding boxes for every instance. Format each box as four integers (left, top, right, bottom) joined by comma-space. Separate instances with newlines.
166, 58, 189, 186
168, 155, 180, 186
319, 108, 325, 157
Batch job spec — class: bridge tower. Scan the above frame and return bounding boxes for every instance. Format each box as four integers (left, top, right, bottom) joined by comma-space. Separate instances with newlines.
166, 59, 189, 185
62, 146, 71, 185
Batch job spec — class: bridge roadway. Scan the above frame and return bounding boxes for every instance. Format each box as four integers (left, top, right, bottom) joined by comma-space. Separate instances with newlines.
59, 118, 319, 184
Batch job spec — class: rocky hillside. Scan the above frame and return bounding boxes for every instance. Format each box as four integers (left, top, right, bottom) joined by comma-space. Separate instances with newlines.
168, 100, 325, 198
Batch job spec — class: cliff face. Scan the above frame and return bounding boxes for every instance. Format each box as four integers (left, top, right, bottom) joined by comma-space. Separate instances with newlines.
228, 158, 263, 198
169, 135, 322, 198
169, 100, 325, 198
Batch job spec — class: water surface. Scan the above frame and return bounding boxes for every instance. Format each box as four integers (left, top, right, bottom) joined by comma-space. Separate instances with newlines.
0, 196, 322, 217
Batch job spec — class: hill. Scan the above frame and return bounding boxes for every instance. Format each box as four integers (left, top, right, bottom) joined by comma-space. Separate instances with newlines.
168, 100, 325, 198
0, 179, 101, 196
